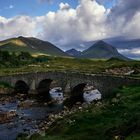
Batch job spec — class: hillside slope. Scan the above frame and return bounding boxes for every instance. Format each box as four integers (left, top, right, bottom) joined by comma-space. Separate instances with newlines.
0, 36, 67, 56
81, 40, 128, 60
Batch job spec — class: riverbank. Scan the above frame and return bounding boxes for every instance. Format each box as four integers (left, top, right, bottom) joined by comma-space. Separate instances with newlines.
18, 85, 140, 140
0, 57, 140, 78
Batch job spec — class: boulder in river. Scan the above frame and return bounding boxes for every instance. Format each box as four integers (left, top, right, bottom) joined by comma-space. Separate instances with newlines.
83, 89, 102, 103
18, 100, 34, 109
0, 110, 17, 123
49, 87, 63, 103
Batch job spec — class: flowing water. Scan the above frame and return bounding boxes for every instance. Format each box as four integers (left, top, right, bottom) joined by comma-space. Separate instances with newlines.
0, 98, 63, 140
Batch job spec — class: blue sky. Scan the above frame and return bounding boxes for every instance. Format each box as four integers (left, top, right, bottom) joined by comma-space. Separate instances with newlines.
0, 0, 116, 18
0, 0, 78, 18
97, 0, 116, 8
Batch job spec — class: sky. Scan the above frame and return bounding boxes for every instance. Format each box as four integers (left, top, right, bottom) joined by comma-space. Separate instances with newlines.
0, 0, 140, 59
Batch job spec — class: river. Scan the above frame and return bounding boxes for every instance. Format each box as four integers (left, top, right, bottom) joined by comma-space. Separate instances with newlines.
0, 97, 63, 140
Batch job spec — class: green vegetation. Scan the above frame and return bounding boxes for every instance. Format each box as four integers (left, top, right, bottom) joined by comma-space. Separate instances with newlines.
20, 86, 140, 140
0, 51, 140, 77
0, 50, 34, 68
0, 81, 12, 89
0, 36, 67, 56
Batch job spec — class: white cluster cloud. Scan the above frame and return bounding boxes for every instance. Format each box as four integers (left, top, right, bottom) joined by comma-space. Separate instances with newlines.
5, 5, 14, 9
35, 0, 140, 50
59, 3, 71, 11
0, 16, 36, 40
0, 0, 140, 58
36, 0, 109, 48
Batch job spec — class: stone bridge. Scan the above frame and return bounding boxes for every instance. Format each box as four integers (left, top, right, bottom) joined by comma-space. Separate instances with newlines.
0, 71, 140, 97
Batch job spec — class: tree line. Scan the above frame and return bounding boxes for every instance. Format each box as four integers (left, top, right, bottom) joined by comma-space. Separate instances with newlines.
0, 50, 48, 67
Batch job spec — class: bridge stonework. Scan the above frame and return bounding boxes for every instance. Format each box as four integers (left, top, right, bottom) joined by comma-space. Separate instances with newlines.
0, 72, 140, 97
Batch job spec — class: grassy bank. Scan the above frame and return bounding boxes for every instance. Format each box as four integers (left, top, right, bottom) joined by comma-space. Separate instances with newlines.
0, 82, 13, 94
0, 56, 140, 77
19, 86, 140, 140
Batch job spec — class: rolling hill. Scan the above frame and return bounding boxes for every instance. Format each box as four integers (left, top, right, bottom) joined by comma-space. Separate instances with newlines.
0, 36, 67, 56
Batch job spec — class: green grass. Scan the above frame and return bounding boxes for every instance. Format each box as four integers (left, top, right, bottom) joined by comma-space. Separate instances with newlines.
0, 81, 13, 88
23, 86, 140, 140
0, 43, 47, 55
0, 56, 140, 77
126, 134, 140, 140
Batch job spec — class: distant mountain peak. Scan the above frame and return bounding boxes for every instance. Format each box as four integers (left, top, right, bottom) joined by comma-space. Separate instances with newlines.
70, 48, 77, 51
94, 40, 115, 48
81, 40, 128, 60
66, 48, 80, 52
66, 48, 81, 56
96, 40, 106, 44
18, 36, 28, 40
18, 36, 24, 38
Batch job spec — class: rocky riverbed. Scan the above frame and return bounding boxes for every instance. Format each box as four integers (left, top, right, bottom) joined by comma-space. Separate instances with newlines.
0, 85, 102, 140
0, 95, 63, 140
37, 102, 94, 133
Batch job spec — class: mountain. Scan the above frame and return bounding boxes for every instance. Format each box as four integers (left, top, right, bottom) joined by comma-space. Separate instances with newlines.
80, 40, 128, 60
0, 36, 67, 56
0, 37, 131, 59
66, 49, 81, 57
66, 38, 140, 59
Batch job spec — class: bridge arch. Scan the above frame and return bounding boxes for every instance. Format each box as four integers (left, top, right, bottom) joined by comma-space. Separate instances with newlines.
14, 80, 29, 94
36, 79, 53, 101
64, 83, 87, 107
71, 83, 86, 100
37, 79, 52, 93
36, 78, 64, 102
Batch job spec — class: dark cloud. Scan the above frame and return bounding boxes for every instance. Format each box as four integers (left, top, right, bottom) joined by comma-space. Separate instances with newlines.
109, 0, 140, 22
118, 48, 140, 59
